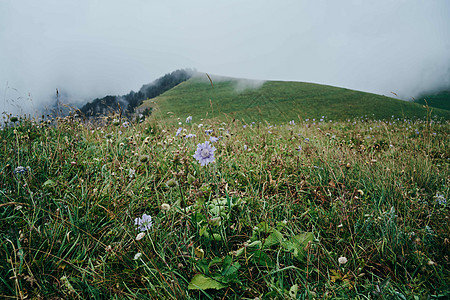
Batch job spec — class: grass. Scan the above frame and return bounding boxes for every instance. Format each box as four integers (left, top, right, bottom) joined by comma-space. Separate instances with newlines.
1, 110, 449, 299
414, 90, 450, 111
139, 75, 450, 125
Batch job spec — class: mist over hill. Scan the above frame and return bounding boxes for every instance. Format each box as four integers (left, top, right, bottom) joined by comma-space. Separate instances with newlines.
78, 69, 194, 118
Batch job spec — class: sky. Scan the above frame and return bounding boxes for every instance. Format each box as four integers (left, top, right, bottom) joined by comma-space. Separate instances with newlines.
1, 0, 449, 115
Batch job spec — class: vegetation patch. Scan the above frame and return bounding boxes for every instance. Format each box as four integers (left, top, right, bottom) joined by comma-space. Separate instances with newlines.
0, 110, 449, 298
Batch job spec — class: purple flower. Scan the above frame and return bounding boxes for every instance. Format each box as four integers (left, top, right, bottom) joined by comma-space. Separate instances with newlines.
176, 128, 182, 137
205, 129, 213, 135
14, 166, 28, 174
185, 133, 196, 138
289, 120, 295, 125
209, 136, 219, 143
297, 145, 302, 152
186, 116, 192, 123
135, 213, 152, 232
193, 141, 216, 166
304, 138, 310, 142
435, 193, 447, 205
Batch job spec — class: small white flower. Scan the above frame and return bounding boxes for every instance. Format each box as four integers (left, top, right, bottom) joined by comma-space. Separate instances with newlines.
338, 256, 348, 265
134, 252, 142, 260
161, 203, 171, 211
136, 232, 146, 241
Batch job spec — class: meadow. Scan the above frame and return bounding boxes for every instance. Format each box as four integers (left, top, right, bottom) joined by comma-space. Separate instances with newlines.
1, 110, 449, 299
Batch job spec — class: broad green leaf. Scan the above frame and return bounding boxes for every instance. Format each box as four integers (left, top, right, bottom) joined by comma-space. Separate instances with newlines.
222, 261, 240, 277
197, 259, 209, 275
289, 232, 314, 261
42, 179, 56, 188
208, 257, 223, 269
263, 229, 283, 248
250, 250, 275, 268
255, 221, 271, 233
188, 274, 227, 290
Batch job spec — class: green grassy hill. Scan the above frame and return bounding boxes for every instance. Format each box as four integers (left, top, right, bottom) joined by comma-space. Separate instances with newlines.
139, 75, 450, 123
414, 90, 450, 111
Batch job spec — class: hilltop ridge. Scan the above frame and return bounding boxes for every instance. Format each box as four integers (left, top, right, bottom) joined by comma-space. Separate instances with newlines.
139, 74, 450, 123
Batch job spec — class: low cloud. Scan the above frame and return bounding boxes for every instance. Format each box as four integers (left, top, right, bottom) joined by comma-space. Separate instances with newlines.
194, 73, 265, 93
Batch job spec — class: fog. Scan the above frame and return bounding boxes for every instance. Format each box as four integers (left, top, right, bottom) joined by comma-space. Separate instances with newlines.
1, 0, 449, 115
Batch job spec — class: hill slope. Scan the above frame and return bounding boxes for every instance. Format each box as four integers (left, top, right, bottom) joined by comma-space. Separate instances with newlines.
414, 90, 450, 111
140, 75, 450, 123
79, 69, 193, 117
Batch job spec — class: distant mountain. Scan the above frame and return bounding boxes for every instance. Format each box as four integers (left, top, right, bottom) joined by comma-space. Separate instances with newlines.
413, 90, 450, 111
139, 75, 450, 123
78, 69, 194, 118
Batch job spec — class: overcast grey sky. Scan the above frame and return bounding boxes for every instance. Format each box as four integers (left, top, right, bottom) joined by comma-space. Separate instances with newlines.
1, 0, 449, 115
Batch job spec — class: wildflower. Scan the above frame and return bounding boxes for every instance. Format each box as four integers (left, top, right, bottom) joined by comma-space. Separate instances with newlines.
128, 168, 136, 179
209, 136, 219, 143
205, 129, 213, 135
415, 129, 419, 135
193, 141, 216, 166
134, 252, 142, 260
338, 256, 348, 265
122, 121, 129, 128
289, 120, 295, 125
176, 127, 182, 137
161, 203, 171, 211
297, 145, 302, 152
136, 232, 146, 241
244, 145, 248, 151
304, 138, 310, 142
186, 116, 192, 123
135, 213, 153, 232
14, 166, 28, 174
166, 178, 178, 188
435, 193, 446, 205
185, 133, 196, 138
243, 125, 247, 128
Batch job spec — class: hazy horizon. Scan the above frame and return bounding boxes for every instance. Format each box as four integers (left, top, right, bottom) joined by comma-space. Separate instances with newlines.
1, 1, 449, 115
